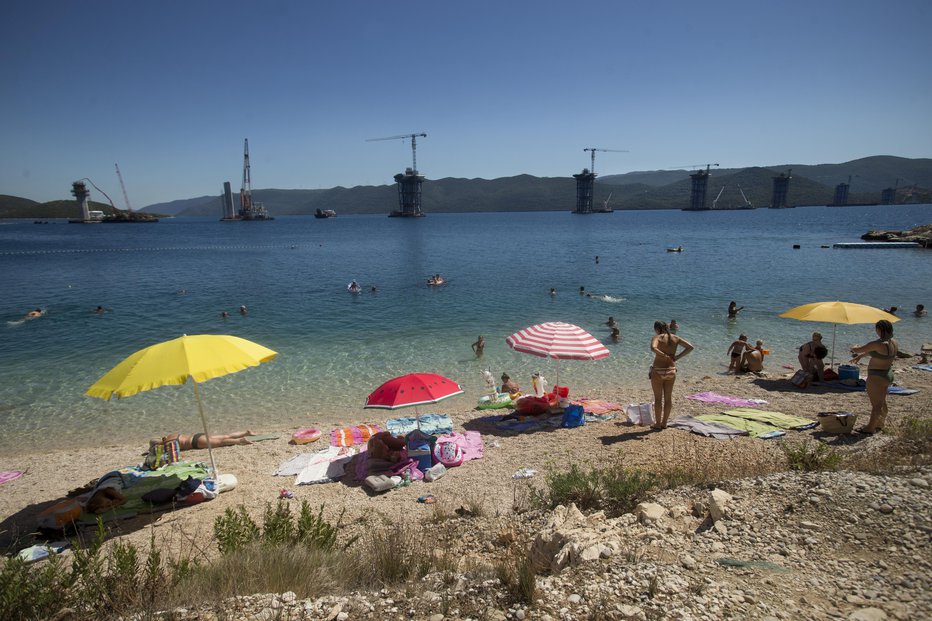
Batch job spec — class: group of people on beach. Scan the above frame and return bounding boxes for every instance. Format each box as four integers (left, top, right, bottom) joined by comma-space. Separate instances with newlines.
726, 335, 767, 375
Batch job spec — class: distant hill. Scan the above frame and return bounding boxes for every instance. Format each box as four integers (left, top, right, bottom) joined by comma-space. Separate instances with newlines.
3, 156, 929, 218
600, 156, 932, 193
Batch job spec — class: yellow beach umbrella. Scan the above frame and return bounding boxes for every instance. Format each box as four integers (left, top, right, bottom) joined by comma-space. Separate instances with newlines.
86, 334, 278, 476
779, 301, 898, 367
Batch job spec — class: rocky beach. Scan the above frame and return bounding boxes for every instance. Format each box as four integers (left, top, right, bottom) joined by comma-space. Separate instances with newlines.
1, 367, 930, 621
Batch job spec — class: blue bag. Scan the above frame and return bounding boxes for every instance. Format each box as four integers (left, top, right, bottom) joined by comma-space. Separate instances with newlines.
561, 404, 585, 428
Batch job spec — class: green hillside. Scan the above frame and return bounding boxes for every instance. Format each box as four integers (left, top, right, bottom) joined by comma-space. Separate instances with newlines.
3, 156, 929, 218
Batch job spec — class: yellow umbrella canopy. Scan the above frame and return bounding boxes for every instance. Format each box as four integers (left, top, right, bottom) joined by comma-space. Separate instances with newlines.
86, 334, 278, 475
779, 301, 899, 367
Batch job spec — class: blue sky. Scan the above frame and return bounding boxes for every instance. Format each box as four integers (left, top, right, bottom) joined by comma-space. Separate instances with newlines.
2, 0, 930, 207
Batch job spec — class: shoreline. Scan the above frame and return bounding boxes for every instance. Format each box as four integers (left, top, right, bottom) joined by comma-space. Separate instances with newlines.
2, 368, 930, 552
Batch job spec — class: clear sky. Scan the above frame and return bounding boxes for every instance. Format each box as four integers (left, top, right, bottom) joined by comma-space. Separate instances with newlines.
2, 0, 930, 207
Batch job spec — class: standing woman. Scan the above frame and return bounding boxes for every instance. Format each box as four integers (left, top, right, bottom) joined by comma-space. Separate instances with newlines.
849, 319, 898, 434
649, 321, 694, 429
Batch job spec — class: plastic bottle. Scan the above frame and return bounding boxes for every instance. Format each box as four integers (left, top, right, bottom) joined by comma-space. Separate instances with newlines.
424, 463, 447, 482
402, 468, 411, 486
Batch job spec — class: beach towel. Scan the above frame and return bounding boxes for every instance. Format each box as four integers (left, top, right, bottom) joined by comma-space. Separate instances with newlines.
0, 470, 24, 486
686, 392, 768, 407
721, 408, 818, 430
286, 446, 357, 485
435, 431, 484, 462
913, 364, 932, 372
668, 416, 749, 440
822, 382, 919, 395
572, 398, 624, 415
244, 434, 278, 442
584, 411, 618, 423
351, 448, 424, 482
385, 413, 454, 437
696, 414, 785, 439
330, 424, 382, 447
494, 414, 562, 433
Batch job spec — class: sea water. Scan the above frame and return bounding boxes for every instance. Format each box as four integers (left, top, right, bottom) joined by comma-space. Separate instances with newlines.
2, 205, 930, 452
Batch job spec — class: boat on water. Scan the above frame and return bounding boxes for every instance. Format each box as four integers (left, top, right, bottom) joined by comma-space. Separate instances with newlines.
666, 246, 684, 253
592, 192, 615, 214
315, 208, 337, 219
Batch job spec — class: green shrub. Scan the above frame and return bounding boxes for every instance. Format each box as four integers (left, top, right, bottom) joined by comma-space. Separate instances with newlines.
214, 505, 260, 554
781, 440, 843, 472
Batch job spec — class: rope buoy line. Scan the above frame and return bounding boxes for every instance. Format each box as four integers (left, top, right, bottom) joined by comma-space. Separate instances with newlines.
0, 244, 307, 256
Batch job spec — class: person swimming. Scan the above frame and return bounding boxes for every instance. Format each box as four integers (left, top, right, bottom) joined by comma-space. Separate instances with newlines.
348, 280, 361, 293
24, 308, 44, 320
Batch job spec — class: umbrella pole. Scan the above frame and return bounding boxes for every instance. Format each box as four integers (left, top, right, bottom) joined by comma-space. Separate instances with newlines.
191, 380, 219, 478
831, 324, 837, 369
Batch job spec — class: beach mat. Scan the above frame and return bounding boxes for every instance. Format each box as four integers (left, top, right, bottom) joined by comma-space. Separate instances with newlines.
245, 434, 278, 442
721, 407, 818, 430
912, 364, 932, 372
823, 382, 918, 395
686, 392, 768, 408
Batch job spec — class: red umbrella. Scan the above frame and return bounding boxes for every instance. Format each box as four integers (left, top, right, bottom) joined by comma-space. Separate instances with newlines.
505, 321, 609, 386
365, 372, 464, 430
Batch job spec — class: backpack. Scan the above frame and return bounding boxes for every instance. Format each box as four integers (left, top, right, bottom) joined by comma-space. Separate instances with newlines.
561, 404, 585, 428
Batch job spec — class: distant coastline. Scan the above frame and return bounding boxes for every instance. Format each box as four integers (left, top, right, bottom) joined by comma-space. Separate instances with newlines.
3, 155, 930, 218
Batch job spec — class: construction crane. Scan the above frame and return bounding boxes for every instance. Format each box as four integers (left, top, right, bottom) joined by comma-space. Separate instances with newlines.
712, 185, 726, 209
367, 133, 428, 172
114, 163, 133, 213
669, 163, 720, 171
241, 138, 252, 215
583, 147, 628, 175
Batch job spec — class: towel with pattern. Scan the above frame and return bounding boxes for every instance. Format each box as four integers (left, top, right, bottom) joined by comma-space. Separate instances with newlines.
695, 414, 785, 439
292, 446, 357, 485
721, 407, 818, 430
385, 413, 454, 437
330, 424, 382, 447
686, 392, 768, 407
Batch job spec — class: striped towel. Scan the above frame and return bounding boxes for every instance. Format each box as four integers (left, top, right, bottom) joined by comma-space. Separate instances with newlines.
330, 424, 382, 447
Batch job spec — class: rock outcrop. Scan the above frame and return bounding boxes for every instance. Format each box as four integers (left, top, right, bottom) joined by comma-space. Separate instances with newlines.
862, 224, 932, 247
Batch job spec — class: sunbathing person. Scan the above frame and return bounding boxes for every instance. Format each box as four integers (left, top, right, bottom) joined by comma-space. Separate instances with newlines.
154, 430, 255, 450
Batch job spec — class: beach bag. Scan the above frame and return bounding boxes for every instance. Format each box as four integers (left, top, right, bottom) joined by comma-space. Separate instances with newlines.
561, 404, 585, 428
790, 369, 811, 388
625, 403, 654, 426
145, 438, 181, 470
432, 438, 464, 468
817, 412, 857, 434
405, 430, 434, 471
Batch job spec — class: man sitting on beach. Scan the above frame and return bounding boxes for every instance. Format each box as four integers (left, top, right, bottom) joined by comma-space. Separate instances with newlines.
153, 431, 255, 451
741, 340, 765, 374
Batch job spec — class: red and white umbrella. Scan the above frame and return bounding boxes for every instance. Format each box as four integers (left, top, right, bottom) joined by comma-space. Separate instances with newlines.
364, 372, 464, 430
505, 321, 609, 386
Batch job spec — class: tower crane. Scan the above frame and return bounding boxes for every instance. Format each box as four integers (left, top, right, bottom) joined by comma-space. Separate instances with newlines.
367, 133, 428, 172
241, 138, 252, 215
583, 147, 629, 175
669, 163, 720, 172
114, 163, 133, 213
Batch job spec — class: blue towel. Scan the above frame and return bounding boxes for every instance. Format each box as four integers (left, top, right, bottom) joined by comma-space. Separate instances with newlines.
385, 413, 454, 437
912, 364, 932, 372
825, 381, 918, 395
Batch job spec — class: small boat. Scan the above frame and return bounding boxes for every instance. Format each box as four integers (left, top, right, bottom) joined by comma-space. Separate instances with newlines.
315, 208, 336, 219
666, 246, 683, 253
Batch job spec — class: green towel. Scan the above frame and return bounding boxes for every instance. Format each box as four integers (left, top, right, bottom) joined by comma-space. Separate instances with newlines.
696, 414, 785, 438
245, 434, 278, 442
722, 408, 816, 429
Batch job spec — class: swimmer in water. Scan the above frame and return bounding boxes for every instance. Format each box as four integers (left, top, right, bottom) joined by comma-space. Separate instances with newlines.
25, 308, 44, 320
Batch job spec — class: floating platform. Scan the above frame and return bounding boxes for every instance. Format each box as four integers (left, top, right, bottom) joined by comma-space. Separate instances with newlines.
833, 242, 920, 249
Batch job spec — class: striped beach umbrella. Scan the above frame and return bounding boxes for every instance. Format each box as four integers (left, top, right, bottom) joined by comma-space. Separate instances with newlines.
505, 322, 609, 386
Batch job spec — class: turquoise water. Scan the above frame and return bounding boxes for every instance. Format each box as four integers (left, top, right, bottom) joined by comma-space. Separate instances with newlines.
2, 205, 931, 452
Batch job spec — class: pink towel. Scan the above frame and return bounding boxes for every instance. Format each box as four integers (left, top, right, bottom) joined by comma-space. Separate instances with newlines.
572, 399, 623, 415
686, 392, 767, 408
0, 470, 24, 486
436, 431, 484, 462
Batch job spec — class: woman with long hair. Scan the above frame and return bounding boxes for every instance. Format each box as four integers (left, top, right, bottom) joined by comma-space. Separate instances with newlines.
850, 319, 898, 434
649, 320, 694, 429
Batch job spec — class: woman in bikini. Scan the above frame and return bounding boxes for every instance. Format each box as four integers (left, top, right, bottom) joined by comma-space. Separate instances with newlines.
849, 320, 898, 434
797, 332, 823, 374
157, 430, 254, 450
649, 321, 694, 430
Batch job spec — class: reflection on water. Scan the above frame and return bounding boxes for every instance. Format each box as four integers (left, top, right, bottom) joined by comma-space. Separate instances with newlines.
1, 205, 931, 451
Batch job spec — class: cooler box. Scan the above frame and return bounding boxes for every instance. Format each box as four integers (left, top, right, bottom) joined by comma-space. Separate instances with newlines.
838, 365, 859, 382
817, 412, 857, 434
